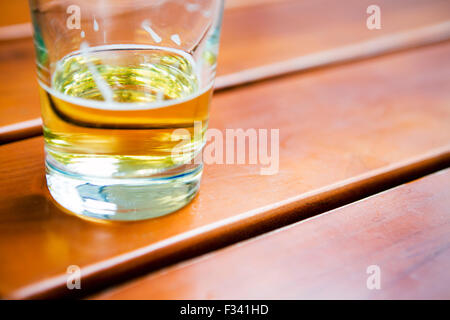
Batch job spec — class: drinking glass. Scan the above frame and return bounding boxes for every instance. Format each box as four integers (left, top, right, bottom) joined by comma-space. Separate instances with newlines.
28, 0, 224, 220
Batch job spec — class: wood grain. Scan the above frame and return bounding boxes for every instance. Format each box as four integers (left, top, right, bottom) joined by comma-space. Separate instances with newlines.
0, 43, 449, 299
93, 169, 450, 300
1, 0, 450, 142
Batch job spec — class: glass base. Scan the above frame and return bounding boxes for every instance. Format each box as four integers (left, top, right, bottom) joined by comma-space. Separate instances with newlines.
46, 161, 202, 221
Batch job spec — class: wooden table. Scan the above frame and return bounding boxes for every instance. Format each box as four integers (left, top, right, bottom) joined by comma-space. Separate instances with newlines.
0, 0, 449, 299
93, 168, 450, 300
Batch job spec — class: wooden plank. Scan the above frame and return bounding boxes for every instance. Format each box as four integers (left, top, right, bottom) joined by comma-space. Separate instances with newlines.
1, 0, 450, 142
93, 169, 450, 300
0, 1, 30, 28
218, 0, 450, 75
0, 0, 281, 30
0, 43, 449, 299
0, 39, 39, 131
0, 0, 282, 40
215, 22, 450, 89
0, 23, 32, 41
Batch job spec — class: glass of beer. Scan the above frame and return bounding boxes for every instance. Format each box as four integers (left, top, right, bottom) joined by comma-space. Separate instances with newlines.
29, 0, 224, 220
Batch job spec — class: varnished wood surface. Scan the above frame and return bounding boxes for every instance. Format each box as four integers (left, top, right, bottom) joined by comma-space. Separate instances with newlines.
93, 169, 450, 300
1, 43, 449, 299
0, 1, 30, 28
0, 0, 282, 29
216, 22, 450, 89
218, 0, 450, 75
1, 0, 450, 142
